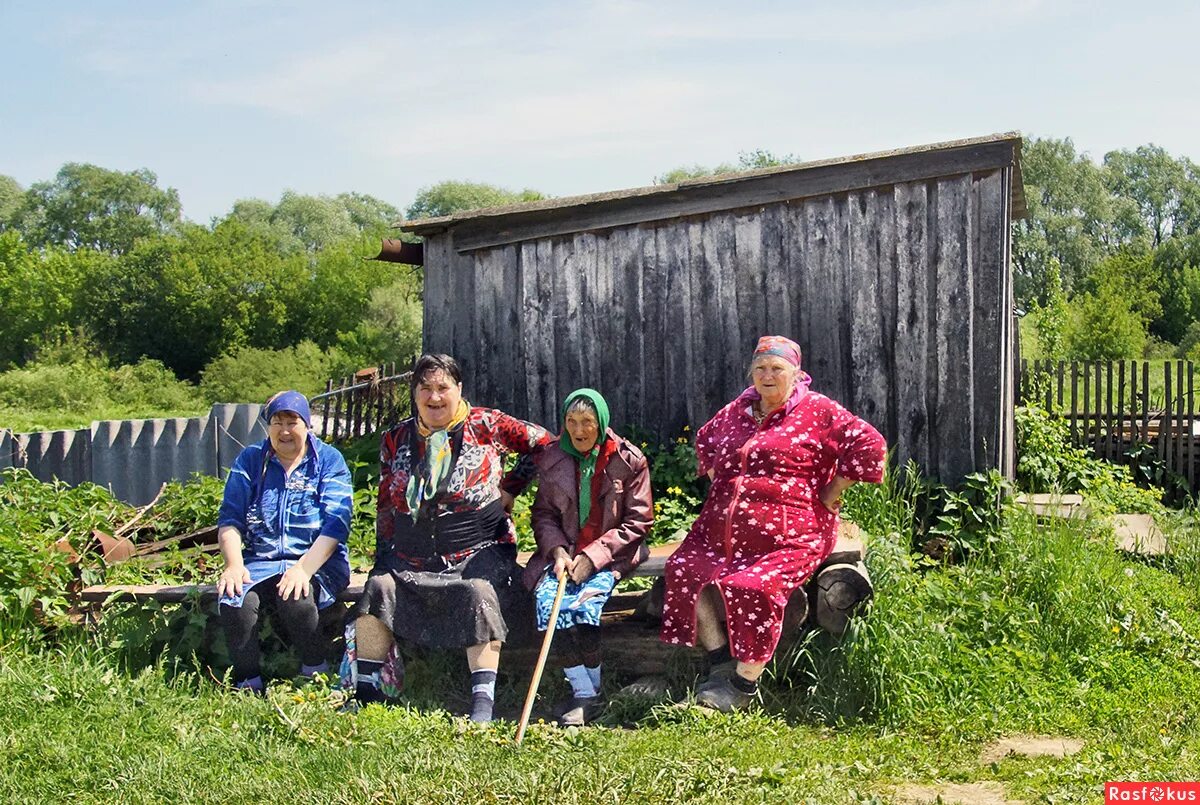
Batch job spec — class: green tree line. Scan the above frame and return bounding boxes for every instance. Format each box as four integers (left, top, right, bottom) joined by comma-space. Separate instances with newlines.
0, 164, 543, 429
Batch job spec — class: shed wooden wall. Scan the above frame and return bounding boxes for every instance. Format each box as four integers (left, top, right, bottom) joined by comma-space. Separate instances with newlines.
422, 168, 1014, 485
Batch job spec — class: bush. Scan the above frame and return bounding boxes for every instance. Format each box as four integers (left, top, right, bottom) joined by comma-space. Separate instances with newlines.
199, 341, 337, 404
0, 354, 204, 432
331, 276, 423, 375
1066, 287, 1147, 359
1015, 404, 1165, 512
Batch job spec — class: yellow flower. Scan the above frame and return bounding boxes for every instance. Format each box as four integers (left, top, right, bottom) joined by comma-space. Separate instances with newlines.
641, 441, 648, 448
1112, 625, 1120, 634
683, 425, 691, 432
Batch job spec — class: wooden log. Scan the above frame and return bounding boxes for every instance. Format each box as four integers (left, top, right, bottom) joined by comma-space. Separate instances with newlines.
814, 560, 873, 637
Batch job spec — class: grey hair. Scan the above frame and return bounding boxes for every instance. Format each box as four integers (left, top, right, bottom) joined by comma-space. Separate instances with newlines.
565, 396, 598, 418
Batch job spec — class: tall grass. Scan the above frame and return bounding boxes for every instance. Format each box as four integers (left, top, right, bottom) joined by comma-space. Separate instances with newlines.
767, 487, 1200, 754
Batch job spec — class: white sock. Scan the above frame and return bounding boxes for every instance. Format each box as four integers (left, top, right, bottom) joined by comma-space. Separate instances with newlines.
586, 664, 601, 693
563, 664, 597, 699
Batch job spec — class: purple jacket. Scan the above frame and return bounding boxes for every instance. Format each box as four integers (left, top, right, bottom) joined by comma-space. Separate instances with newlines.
522, 430, 654, 589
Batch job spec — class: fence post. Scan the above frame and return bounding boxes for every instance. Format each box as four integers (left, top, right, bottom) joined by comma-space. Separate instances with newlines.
321, 379, 333, 440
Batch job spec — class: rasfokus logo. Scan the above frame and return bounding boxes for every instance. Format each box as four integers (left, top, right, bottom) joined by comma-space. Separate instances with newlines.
1107, 783, 1200, 802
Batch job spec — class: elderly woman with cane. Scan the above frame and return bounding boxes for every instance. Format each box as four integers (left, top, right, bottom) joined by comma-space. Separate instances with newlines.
216, 390, 353, 694
521, 388, 654, 726
660, 336, 886, 711
342, 353, 553, 722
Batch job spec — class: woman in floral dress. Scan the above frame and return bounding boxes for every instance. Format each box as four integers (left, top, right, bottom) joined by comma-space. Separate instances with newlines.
660, 336, 886, 711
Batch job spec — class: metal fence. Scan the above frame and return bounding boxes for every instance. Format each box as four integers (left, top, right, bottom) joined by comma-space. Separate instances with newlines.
1, 403, 267, 505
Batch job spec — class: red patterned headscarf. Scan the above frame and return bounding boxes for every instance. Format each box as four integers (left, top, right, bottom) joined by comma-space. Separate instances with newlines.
752, 335, 802, 368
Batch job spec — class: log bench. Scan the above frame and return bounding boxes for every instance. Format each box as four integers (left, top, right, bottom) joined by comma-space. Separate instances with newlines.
80, 524, 874, 676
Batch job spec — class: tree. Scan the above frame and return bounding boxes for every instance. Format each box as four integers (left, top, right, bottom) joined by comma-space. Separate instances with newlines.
1065, 286, 1147, 360
1104, 145, 1200, 246
1151, 233, 1200, 343
1012, 137, 1122, 305
405, 181, 545, 220
0, 231, 95, 368
1082, 247, 1162, 326
336, 192, 400, 233
8, 163, 181, 254
270, 191, 358, 253
654, 148, 800, 185
1028, 260, 1069, 360
0, 175, 22, 225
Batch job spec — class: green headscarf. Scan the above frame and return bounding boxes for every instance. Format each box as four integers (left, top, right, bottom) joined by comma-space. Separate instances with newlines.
559, 388, 610, 527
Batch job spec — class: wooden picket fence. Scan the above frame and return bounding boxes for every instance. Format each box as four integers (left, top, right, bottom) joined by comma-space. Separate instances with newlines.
1017, 359, 1199, 493
311, 364, 412, 443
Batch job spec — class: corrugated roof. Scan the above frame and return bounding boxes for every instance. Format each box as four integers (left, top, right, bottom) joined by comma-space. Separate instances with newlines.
400, 132, 1025, 237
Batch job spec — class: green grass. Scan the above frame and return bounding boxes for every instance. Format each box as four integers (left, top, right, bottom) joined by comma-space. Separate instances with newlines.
4, 499, 1200, 802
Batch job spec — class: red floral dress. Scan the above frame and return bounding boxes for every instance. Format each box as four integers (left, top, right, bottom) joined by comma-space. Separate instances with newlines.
660, 375, 886, 663
375, 406, 550, 565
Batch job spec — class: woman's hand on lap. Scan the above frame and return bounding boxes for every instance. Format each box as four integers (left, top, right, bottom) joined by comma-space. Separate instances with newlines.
278, 564, 312, 601
217, 564, 251, 598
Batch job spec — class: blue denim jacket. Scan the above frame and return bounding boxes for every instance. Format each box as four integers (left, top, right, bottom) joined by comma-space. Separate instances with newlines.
217, 434, 353, 610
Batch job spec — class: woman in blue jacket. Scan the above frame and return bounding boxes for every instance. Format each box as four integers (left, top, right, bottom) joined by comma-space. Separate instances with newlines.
215, 390, 353, 693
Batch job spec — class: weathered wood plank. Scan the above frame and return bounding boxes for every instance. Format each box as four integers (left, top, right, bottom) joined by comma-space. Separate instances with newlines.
449, 233, 479, 397
552, 236, 581, 414
592, 230, 619, 418
444, 142, 1020, 252
848, 189, 889, 430
625, 226, 649, 429
687, 219, 712, 426
760, 203, 792, 338
733, 209, 767, 348
707, 211, 745, 405
892, 181, 931, 468
421, 234, 453, 352
785, 200, 812, 384
871, 187, 900, 445
472, 249, 500, 408
531, 239, 558, 428
801, 196, 845, 403
518, 242, 542, 423
661, 221, 693, 434
933, 174, 975, 482
972, 171, 1005, 469
640, 226, 667, 434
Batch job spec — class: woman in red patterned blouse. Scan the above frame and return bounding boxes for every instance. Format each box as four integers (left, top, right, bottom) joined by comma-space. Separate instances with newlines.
659, 336, 887, 712
342, 353, 552, 722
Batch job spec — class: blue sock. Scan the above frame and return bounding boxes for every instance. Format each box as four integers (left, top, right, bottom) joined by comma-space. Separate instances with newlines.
470, 670, 497, 723
235, 675, 264, 694
585, 664, 601, 693
563, 664, 597, 699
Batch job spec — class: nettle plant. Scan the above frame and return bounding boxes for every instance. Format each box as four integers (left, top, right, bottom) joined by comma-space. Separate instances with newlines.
1015, 403, 1166, 514
627, 425, 706, 544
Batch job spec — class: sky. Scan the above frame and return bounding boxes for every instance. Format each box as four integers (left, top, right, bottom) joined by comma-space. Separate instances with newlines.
2, 0, 1198, 224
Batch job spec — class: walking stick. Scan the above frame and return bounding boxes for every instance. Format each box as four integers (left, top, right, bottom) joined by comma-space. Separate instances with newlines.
515, 570, 569, 745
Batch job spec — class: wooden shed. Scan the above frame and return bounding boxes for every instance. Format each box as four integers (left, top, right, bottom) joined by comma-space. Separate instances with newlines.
402, 133, 1025, 485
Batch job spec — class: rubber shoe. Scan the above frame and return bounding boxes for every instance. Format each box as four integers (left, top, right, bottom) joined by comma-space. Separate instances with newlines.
557, 695, 605, 726
694, 677, 755, 713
